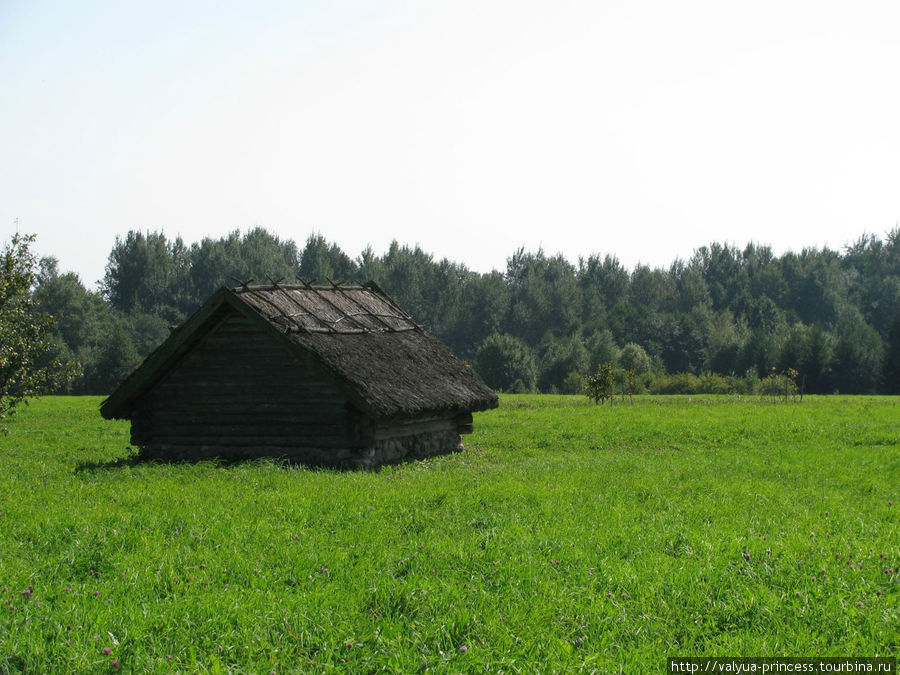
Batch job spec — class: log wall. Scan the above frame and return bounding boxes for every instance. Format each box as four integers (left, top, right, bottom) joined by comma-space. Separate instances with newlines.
131, 313, 364, 460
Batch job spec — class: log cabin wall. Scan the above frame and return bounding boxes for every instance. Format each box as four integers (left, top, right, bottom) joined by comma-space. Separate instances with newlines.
130, 312, 365, 461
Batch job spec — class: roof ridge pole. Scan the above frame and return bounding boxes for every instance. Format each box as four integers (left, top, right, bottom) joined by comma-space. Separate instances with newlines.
301, 280, 373, 332
265, 274, 286, 290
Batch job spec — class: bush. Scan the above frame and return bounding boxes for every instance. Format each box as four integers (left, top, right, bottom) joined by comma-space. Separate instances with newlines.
561, 371, 585, 395
507, 378, 530, 394
619, 343, 651, 375
537, 336, 589, 393
760, 367, 800, 402
474, 333, 538, 392
696, 372, 734, 395
647, 372, 740, 395
585, 363, 615, 404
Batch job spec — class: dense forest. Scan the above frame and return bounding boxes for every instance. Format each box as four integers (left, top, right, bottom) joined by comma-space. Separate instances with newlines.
34, 227, 900, 395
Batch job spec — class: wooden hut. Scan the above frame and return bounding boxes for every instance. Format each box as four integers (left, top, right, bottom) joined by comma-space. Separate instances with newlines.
100, 282, 498, 467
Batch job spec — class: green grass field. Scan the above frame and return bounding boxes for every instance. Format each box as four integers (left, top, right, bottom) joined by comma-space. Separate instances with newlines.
0, 395, 897, 673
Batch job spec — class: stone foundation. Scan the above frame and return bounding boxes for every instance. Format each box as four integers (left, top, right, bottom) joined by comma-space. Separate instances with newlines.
361, 428, 463, 467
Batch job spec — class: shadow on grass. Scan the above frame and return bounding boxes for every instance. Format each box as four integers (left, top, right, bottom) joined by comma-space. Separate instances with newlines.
72, 450, 413, 473
73, 455, 348, 473
74, 455, 144, 472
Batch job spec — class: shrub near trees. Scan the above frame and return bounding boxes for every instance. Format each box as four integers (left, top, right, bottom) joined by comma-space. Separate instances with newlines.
585, 363, 615, 404
26, 226, 900, 395
474, 334, 537, 393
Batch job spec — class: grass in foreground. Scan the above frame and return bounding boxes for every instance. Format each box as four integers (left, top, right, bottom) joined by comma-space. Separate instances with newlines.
0, 395, 897, 672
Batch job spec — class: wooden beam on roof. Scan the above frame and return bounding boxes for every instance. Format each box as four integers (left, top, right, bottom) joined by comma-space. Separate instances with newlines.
264, 284, 335, 332
336, 288, 404, 333
299, 280, 372, 333
363, 280, 422, 330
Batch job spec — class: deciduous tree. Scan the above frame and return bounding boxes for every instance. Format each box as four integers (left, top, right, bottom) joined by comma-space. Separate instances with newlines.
0, 234, 78, 426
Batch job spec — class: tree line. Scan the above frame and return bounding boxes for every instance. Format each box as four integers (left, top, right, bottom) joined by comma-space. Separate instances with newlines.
32, 226, 900, 396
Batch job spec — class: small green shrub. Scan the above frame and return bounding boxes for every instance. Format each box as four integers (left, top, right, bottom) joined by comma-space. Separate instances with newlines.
585, 362, 614, 404
760, 366, 800, 402
561, 371, 585, 395
648, 372, 739, 395
506, 378, 530, 394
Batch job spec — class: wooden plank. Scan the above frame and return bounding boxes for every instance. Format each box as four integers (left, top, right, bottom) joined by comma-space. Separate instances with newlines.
182, 341, 294, 358
147, 381, 345, 396
146, 444, 361, 462
144, 423, 351, 437
373, 418, 456, 440
138, 401, 352, 413
152, 378, 342, 391
168, 352, 305, 370
145, 411, 349, 425
153, 380, 341, 394
143, 416, 349, 428
101, 294, 235, 418
155, 366, 332, 382
145, 395, 347, 411
139, 435, 358, 447
137, 408, 355, 421
160, 353, 307, 368
171, 352, 298, 368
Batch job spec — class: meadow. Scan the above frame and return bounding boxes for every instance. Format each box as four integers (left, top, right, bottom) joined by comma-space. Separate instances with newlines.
0, 395, 897, 673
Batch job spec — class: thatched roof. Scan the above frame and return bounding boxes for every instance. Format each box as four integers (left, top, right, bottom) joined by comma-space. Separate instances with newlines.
101, 282, 498, 420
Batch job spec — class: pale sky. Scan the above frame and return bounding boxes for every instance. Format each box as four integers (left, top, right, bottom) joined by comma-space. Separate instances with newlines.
2, 0, 899, 288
